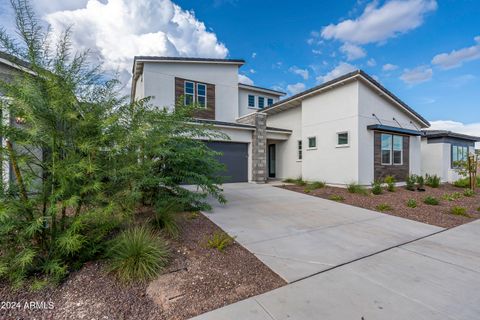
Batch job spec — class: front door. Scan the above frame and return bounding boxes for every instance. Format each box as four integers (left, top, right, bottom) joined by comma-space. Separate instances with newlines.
268, 144, 276, 178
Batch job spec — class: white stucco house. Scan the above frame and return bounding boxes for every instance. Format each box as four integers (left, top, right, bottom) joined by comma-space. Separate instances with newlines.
421, 130, 480, 183
131, 56, 438, 186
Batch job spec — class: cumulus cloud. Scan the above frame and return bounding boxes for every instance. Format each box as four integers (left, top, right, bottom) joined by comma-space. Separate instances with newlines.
429, 120, 480, 148
431, 36, 480, 69
44, 0, 229, 90
400, 65, 433, 84
238, 74, 254, 85
321, 0, 437, 45
383, 63, 399, 71
340, 43, 366, 61
286, 82, 306, 96
367, 58, 377, 67
289, 66, 309, 80
316, 62, 357, 83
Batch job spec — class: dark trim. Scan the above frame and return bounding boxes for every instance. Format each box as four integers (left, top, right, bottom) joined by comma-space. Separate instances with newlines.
192, 119, 255, 129
367, 124, 423, 136
238, 83, 286, 95
134, 56, 244, 67
422, 130, 480, 142
0, 51, 30, 69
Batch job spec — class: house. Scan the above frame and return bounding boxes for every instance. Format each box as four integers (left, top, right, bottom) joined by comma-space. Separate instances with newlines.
421, 130, 480, 183
131, 57, 434, 185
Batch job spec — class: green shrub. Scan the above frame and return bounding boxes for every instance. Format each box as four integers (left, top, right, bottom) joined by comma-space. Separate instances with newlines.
406, 199, 417, 208
477, 207, 480, 212
304, 181, 326, 193
442, 192, 462, 201
376, 203, 393, 212
425, 174, 441, 188
329, 194, 345, 201
423, 196, 439, 205
405, 175, 417, 191
187, 211, 200, 220
450, 206, 470, 217
371, 180, 383, 195
347, 182, 368, 195
454, 177, 480, 188
107, 227, 170, 283
463, 189, 475, 197
384, 176, 396, 192
207, 232, 234, 252
416, 175, 425, 190
153, 199, 182, 238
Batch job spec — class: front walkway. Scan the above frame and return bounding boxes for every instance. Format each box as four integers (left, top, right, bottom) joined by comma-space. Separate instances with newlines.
192, 184, 480, 319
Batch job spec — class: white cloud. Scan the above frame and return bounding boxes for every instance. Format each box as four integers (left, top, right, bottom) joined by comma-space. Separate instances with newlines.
249, 69, 256, 74
429, 120, 480, 148
251, 52, 257, 58
286, 82, 306, 95
450, 74, 476, 88
400, 65, 433, 84
431, 36, 480, 69
312, 49, 322, 55
367, 58, 377, 67
321, 0, 437, 45
340, 42, 366, 61
316, 62, 357, 83
44, 0, 229, 91
383, 63, 399, 71
238, 74, 254, 85
289, 66, 309, 80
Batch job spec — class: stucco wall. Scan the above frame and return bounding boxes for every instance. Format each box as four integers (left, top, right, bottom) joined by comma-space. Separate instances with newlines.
142, 62, 240, 122
238, 88, 279, 118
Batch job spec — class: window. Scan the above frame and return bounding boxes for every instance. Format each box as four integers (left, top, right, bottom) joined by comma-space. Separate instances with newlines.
258, 96, 265, 109
297, 140, 302, 160
196, 83, 207, 107
184, 81, 194, 105
337, 132, 349, 146
308, 136, 317, 149
381, 134, 403, 165
267, 98, 274, 106
248, 95, 255, 108
452, 145, 469, 168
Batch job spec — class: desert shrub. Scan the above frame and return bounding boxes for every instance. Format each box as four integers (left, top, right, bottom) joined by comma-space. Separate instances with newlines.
425, 174, 441, 188
405, 175, 417, 191
284, 177, 306, 186
463, 189, 475, 197
477, 207, 480, 212
187, 211, 200, 220
384, 176, 396, 192
376, 203, 393, 212
329, 195, 345, 201
207, 232, 234, 252
304, 181, 326, 193
423, 196, 439, 205
442, 192, 462, 201
450, 206, 470, 217
107, 227, 169, 282
416, 175, 425, 190
371, 180, 383, 195
347, 182, 368, 195
454, 178, 470, 188
406, 199, 418, 208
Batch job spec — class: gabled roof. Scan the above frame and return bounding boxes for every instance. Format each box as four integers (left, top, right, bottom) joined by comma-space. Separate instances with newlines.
0, 51, 33, 74
422, 130, 480, 142
263, 70, 430, 128
238, 83, 286, 96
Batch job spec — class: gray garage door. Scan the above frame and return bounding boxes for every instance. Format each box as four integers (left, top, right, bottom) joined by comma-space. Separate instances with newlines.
205, 141, 248, 183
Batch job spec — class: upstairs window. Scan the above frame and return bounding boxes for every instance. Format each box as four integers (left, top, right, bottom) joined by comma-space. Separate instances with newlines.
267, 98, 274, 106
337, 132, 349, 146
297, 140, 302, 160
248, 95, 255, 108
184, 81, 194, 105
197, 83, 207, 107
258, 97, 265, 109
308, 136, 317, 149
452, 145, 469, 168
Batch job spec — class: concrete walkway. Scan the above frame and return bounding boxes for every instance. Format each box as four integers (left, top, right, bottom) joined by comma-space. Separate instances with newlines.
192, 184, 480, 320
202, 183, 442, 282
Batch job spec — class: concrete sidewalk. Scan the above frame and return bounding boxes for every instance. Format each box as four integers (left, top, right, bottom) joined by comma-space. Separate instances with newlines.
192, 219, 480, 320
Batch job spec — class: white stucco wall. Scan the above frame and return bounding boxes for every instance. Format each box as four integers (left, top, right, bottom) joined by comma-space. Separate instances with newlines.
142, 62, 240, 122
357, 81, 425, 184
238, 88, 279, 118
266, 107, 302, 179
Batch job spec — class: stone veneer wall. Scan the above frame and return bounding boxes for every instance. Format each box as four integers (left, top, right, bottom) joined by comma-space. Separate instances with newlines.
237, 113, 267, 183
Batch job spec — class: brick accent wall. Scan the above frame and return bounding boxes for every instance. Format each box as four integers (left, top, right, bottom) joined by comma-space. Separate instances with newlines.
175, 77, 215, 120
374, 132, 410, 181
237, 113, 267, 183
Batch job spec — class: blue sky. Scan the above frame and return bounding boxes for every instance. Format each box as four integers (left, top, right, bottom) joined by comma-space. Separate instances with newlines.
0, 0, 479, 135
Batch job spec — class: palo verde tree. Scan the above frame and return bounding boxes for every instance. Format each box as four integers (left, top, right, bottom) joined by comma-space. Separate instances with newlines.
0, 0, 225, 289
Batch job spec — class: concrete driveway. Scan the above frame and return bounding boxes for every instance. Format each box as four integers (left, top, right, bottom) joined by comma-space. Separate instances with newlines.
203, 183, 442, 283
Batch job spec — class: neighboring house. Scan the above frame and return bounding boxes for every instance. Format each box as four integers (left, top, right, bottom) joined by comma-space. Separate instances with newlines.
421, 130, 480, 183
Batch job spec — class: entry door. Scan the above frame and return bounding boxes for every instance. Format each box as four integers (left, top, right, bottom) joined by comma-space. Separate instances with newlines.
268, 144, 276, 178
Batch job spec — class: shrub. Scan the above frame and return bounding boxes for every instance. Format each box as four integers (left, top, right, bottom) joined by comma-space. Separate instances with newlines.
187, 211, 200, 220
286, 177, 307, 186
405, 175, 417, 191
442, 192, 462, 201
425, 174, 441, 188
423, 196, 439, 205
463, 189, 475, 197
329, 195, 345, 201
376, 204, 393, 212
371, 180, 383, 195
153, 199, 182, 238
454, 178, 470, 188
107, 227, 170, 283
406, 199, 417, 208
477, 207, 480, 212
304, 181, 326, 193
416, 175, 425, 190
450, 206, 470, 218
347, 182, 368, 195
384, 176, 396, 192
207, 232, 234, 252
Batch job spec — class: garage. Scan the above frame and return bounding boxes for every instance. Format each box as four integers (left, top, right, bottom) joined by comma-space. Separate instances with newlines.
205, 141, 248, 183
